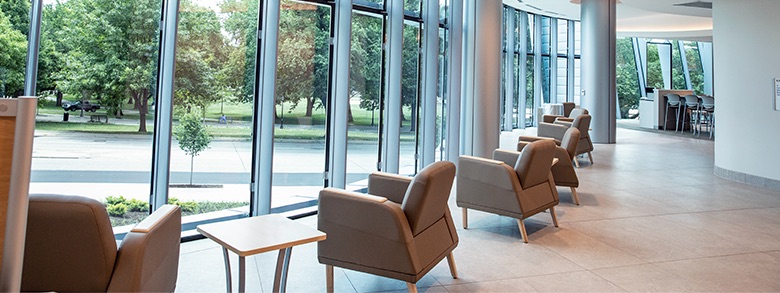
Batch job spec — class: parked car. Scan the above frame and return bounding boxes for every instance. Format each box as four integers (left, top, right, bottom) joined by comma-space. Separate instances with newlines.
62, 100, 101, 112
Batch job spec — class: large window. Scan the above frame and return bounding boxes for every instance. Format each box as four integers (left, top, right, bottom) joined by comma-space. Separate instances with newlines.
683, 41, 705, 95
400, 21, 421, 175
272, 1, 332, 211
31, 0, 162, 229
616, 37, 639, 118
347, 11, 383, 190
0, 0, 28, 98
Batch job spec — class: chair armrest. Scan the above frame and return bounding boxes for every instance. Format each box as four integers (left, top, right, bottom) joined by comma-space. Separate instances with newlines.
537, 122, 568, 142
457, 156, 519, 192
518, 136, 559, 150
555, 117, 575, 123
368, 172, 412, 204
542, 114, 561, 123
554, 120, 573, 128
493, 149, 521, 166
318, 188, 413, 243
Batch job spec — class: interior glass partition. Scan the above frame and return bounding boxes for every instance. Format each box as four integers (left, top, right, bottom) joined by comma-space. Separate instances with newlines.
346, 11, 383, 191
271, 1, 332, 211
0, 0, 28, 98
29, 0, 161, 229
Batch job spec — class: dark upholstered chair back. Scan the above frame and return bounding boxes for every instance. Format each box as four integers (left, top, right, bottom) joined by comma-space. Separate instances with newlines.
402, 161, 457, 236
514, 140, 556, 188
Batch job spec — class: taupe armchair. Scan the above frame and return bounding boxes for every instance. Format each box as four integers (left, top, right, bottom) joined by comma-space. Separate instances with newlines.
537, 111, 593, 166
318, 161, 458, 293
457, 140, 560, 243
21, 194, 182, 292
541, 102, 578, 123
518, 128, 581, 205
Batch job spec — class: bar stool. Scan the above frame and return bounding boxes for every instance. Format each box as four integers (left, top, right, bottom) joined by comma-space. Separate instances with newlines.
700, 95, 715, 139
682, 95, 701, 135
663, 94, 682, 132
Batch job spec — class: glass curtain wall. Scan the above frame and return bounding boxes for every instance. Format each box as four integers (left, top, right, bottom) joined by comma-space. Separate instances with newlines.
436, 2, 449, 161
556, 19, 568, 103
540, 16, 551, 104
671, 41, 687, 90
0, 0, 28, 98
30, 0, 161, 228
346, 11, 383, 191
400, 20, 421, 175
616, 37, 640, 118
271, 1, 332, 211
525, 13, 534, 126
683, 41, 705, 94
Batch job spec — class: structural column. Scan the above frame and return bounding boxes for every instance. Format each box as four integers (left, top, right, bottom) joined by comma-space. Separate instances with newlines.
382, 0, 404, 173
580, 0, 617, 143
446, 0, 463, 163
327, 0, 352, 188
463, 0, 501, 158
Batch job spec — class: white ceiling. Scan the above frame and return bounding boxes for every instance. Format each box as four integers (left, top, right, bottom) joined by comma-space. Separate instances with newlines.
504, 0, 713, 42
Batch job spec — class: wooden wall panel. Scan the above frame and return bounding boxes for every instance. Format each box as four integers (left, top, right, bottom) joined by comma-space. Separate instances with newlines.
0, 116, 17, 266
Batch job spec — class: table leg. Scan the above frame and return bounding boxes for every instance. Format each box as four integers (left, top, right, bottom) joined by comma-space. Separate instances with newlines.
222, 248, 232, 293
238, 256, 246, 293
273, 247, 293, 293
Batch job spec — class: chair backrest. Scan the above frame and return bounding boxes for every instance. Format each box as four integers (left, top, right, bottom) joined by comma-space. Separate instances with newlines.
560, 128, 581, 160
572, 114, 591, 138
401, 161, 456, 236
514, 140, 556, 189
666, 94, 681, 106
700, 95, 715, 110
683, 94, 700, 107
562, 102, 576, 117
568, 107, 588, 118
22, 194, 118, 292
108, 204, 182, 292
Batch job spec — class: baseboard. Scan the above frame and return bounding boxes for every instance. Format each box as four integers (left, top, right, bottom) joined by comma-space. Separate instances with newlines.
714, 166, 780, 191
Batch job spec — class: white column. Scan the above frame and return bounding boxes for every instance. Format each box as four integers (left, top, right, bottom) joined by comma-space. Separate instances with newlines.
382, 0, 404, 173
328, 0, 352, 188
713, 0, 780, 183
698, 42, 713, 95
580, 0, 616, 143
447, 0, 463, 163
151, 0, 181, 210
503, 10, 515, 131
460, 0, 476, 156
567, 20, 575, 103
657, 43, 672, 89
463, 0, 501, 158
251, 0, 281, 215
549, 18, 558, 104
420, 0, 439, 167
532, 14, 542, 126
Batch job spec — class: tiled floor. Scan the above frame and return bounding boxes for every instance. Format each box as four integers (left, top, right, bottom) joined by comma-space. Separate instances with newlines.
175, 126, 780, 292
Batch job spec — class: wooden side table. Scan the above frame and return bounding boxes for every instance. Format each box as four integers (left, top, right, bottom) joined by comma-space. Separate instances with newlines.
197, 214, 326, 293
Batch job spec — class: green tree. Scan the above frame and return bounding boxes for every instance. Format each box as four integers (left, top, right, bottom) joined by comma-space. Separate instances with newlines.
616, 37, 639, 118
174, 112, 212, 185
0, 8, 26, 97
0, 0, 29, 35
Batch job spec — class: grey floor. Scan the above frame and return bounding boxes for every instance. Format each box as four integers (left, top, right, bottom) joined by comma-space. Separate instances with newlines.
175, 125, 780, 292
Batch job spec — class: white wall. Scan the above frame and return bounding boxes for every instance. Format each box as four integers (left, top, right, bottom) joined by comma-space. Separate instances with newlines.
713, 0, 780, 181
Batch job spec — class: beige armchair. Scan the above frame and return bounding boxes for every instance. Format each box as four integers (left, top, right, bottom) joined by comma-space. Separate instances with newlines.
318, 161, 458, 293
457, 140, 560, 243
21, 194, 182, 292
537, 111, 593, 166
518, 128, 581, 205
541, 102, 579, 123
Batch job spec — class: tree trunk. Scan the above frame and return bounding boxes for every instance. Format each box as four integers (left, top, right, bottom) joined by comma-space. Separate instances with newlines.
55, 91, 63, 106
347, 104, 354, 123
138, 89, 148, 133
189, 155, 194, 185
305, 97, 314, 117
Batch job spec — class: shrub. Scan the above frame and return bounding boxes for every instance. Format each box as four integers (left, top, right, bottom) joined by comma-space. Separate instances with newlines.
107, 203, 128, 217
126, 198, 149, 212
105, 195, 127, 206
168, 197, 198, 213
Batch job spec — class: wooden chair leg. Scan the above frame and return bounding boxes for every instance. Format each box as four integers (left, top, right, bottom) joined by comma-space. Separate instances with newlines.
446, 252, 458, 279
326, 265, 334, 293
587, 152, 593, 164
517, 219, 528, 243
550, 207, 559, 227
462, 207, 468, 229
573, 158, 580, 168
406, 282, 418, 293
570, 187, 580, 205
